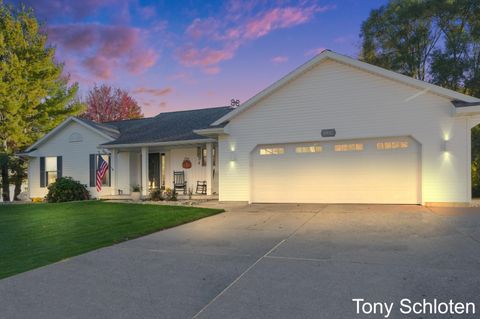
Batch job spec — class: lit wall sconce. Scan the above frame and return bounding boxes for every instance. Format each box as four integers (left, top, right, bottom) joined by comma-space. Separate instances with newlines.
229, 152, 237, 162
442, 140, 450, 152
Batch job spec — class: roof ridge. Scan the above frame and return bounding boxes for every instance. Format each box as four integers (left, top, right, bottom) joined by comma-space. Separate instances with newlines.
154, 105, 232, 117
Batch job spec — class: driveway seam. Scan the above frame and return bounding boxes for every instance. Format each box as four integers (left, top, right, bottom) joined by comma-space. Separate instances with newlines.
191, 205, 326, 318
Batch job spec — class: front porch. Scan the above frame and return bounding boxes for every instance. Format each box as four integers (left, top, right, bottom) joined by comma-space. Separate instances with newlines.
104, 141, 218, 199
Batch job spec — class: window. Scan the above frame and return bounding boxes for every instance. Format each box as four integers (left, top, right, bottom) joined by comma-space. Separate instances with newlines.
68, 132, 83, 143
377, 141, 409, 150
161, 153, 166, 188
334, 143, 364, 152
296, 145, 322, 153
259, 147, 285, 155
95, 154, 110, 186
45, 157, 57, 186
202, 147, 207, 166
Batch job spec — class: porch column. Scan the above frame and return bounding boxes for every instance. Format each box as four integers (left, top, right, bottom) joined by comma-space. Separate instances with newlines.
110, 149, 118, 195
206, 142, 213, 195
141, 146, 149, 197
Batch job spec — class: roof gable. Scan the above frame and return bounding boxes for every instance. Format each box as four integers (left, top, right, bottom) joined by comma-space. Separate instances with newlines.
26, 117, 117, 152
212, 50, 480, 126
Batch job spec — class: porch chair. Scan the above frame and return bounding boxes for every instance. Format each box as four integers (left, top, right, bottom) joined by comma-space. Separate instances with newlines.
196, 181, 207, 195
173, 171, 187, 194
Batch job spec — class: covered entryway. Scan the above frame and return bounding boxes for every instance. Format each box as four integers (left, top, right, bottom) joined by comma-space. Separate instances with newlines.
251, 137, 420, 204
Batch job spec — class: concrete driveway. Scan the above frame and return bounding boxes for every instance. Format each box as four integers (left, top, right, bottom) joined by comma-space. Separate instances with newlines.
1, 204, 480, 319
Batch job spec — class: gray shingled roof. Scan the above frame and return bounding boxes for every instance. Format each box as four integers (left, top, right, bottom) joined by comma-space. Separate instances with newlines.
76, 117, 121, 139
92, 106, 233, 146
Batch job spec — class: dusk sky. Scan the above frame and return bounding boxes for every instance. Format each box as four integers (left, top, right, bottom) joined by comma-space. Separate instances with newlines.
11, 0, 388, 116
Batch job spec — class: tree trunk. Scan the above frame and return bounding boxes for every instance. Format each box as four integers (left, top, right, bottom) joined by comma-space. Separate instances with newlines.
13, 176, 22, 201
1, 157, 10, 202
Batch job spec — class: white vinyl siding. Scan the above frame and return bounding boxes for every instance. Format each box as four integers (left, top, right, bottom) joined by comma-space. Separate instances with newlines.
28, 122, 111, 198
218, 58, 470, 204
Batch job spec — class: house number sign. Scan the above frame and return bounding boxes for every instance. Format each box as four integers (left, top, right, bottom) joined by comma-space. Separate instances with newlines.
321, 129, 336, 137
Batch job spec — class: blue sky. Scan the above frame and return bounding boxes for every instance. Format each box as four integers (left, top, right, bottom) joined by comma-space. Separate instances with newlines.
11, 0, 388, 116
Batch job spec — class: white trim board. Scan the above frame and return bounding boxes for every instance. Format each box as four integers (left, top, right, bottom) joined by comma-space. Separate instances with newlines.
212, 50, 480, 126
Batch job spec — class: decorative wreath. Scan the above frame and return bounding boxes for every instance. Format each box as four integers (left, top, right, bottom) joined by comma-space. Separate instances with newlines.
182, 159, 192, 169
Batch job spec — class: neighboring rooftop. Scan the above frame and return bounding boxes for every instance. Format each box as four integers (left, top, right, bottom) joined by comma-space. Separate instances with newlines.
95, 106, 233, 146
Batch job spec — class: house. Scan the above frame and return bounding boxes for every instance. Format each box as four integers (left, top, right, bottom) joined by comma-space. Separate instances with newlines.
21, 50, 480, 205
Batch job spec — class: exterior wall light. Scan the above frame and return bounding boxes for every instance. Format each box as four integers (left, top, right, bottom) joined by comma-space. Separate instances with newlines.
442, 140, 450, 152
229, 152, 237, 162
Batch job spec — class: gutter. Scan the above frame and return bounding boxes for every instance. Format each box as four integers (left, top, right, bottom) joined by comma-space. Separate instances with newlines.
193, 127, 228, 137
100, 138, 217, 149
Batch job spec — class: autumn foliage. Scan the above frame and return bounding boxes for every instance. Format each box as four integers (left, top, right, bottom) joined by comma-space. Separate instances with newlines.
82, 84, 143, 122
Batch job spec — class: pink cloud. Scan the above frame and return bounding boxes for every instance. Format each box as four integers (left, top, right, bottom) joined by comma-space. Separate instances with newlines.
83, 55, 113, 79
133, 87, 173, 96
176, 46, 235, 67
139, 6, 156, 19
203, 66, 221, 75
127, 49, 158, 74
48, 24, 158, 80
179, 2, 335, 73
305, 47, 327, 56
271, 55, 288, 64
244, 6, 316, 39
185, 18, 220, 40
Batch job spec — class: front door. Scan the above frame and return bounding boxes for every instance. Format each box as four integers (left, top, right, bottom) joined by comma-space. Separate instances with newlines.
148, 153, 160, 189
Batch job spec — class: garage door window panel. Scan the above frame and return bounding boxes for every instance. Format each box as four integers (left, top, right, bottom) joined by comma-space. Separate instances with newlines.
296, 145, 322, 153
259, 147, 285, 155
377, 141, 409, 150
334, 143, 364, 152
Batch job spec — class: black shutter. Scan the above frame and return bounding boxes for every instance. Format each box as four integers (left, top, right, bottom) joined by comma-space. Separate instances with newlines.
40, 157, 46, 187
57, 156, 62, 179
108, 155, 111, 187
89, 154, 95, 187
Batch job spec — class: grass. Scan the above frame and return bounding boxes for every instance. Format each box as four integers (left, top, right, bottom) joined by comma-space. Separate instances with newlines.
0, 201, 223, 279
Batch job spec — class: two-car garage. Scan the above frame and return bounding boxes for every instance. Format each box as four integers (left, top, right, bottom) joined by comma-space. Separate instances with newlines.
251, 137, 420, 204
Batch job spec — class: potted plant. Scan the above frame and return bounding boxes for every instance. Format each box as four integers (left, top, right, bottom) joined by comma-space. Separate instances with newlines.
131, 185, 141, 201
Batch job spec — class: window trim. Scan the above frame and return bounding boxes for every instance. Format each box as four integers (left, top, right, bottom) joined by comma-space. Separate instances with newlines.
45, 156, 58, 186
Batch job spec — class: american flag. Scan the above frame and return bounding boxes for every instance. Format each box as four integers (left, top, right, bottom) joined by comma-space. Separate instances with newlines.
96, 155, 109, 192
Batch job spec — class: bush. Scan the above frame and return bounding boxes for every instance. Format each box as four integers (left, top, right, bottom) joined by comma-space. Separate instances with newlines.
150, 188, 163, 201
46, 177, 90, 203
164, 187, 177, 201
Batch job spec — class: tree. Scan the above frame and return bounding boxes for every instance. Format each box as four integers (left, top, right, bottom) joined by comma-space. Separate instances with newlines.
360, 0, 480, 195
360, 0, 441, 81
361, 0, 480, 90
82, 84, 143, 122
0, 2, 84, 201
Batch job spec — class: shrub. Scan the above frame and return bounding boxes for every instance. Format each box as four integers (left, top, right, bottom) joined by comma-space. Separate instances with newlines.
46, 177, 90, 203
150, 188, 163, 201
164, 187, 177, 201
131, 184, 141, 192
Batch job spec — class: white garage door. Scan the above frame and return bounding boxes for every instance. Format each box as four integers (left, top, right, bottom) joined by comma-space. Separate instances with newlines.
251, 137, 420, 204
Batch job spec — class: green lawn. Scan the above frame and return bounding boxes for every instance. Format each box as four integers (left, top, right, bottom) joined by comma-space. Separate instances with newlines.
0, 201, 223, 279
